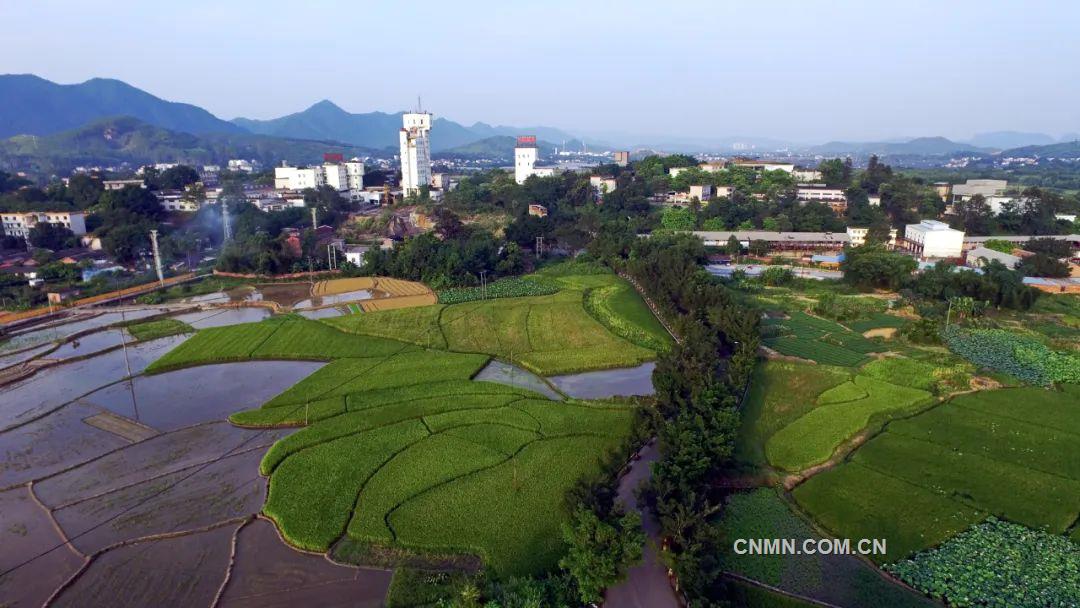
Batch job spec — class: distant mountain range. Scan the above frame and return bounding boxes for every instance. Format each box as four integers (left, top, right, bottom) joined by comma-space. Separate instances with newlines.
0, 74, 244, 138
1001, 140, 1080, 158
0, 75, 579, 158
233, 100, 578, 153
807, 136, 987, 157
433, 135, 562, 160
0, 116, 377, 174
0, 74, 1077, 172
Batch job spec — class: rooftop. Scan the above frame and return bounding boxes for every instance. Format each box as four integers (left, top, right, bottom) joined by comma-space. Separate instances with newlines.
692, 230, 850, 243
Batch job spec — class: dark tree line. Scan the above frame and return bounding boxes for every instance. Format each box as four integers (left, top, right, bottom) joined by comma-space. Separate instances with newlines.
596, 233, 760, 604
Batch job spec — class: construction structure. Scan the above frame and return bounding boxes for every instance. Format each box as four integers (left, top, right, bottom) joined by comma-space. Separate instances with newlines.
399, 111, 433, 197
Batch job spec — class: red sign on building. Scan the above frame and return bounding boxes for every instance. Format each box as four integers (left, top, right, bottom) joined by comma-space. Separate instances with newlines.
516, 136, 537, 146
323, 152, 344, 163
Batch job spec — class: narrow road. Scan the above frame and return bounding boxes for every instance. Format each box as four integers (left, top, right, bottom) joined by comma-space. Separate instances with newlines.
604, 441, 681, 608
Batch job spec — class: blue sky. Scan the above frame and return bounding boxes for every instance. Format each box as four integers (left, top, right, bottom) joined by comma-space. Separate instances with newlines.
1, 0, 1077, 142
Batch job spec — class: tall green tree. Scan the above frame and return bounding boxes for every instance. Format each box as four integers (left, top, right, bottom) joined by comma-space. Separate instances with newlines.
559, 506, 644, 604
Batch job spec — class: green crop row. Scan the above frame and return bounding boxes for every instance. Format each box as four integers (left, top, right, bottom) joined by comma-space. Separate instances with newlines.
436, 277, 559, 305
763, 336, 868, 367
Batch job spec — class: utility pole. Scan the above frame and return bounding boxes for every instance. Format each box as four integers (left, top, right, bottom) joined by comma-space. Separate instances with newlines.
114, 276, 138, 422
149, 229, 164, 287
311, 207, 318, 231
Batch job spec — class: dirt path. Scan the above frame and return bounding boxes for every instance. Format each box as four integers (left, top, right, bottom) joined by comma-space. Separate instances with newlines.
604, 441, 681, 608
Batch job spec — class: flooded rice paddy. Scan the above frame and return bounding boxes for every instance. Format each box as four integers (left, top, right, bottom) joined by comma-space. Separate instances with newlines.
0, 309, 392, 606
474, 359, 563, 400
548, 362, 656, 399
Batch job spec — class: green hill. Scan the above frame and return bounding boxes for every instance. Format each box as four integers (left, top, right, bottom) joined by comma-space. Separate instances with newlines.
0, 116, 382, 175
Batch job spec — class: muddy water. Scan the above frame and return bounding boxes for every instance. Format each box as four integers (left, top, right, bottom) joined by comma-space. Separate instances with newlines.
548, 362, 656, 399
172, 307, 271, 329
220, 518, 392, 608
0, 335, 188, 431
293, 288, 375, 310
34, 421, 291, 509
48, 328, 131, 360
50, 523, 237, 608
0, 401, 129, 488
296, 306, 347, 320
0, 486, 86, 608
79, 360, 325, 431
55, 449, 266, 555
254, 283, 313, 307
0, 343, 54, 370
474, 360, 562, 400
0, 309, 166, 353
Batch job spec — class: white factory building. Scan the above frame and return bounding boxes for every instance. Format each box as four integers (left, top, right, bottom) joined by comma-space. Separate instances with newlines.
399, 112, 433, 197
590, 175, 618, 199
1, 211, 87, 239
845, 226, 898, 247
903, 220, 965, 259
274, 160, 365, 200
514, 136, 556, 184
950, 179, 1014, 214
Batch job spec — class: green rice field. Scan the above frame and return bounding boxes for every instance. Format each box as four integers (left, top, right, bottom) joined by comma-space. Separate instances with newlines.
793, 386, 1080, 562
145, 269, 658, 577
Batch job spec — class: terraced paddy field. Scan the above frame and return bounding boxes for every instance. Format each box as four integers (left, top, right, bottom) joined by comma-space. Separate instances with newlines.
135, 270, 660, 580
793, 386, 1080, 563
223, 344, 638, 576
325, 271, 669, 376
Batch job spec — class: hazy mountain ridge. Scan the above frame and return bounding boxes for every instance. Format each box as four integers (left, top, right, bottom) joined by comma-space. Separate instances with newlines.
0, 116, 379, 174
0, 74, 244, 138
232, 100, 580, 152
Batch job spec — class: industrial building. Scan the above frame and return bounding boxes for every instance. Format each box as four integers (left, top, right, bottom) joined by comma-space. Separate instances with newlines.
949, 179, 1014, 214
796, 186, 848, 214
399, 111, 433, 196
692, 230, 849, 252
1, 211, 87, 239
274, 159, 364, 200
613, 151, 630, 167
845, 227, 898, 247
902, 220, 965, 259
590, 176, 618, 200
965, 246, 1023, 269
514, 136, 556, 184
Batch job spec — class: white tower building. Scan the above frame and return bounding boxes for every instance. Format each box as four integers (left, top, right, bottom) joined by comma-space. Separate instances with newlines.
399, 112, 433, 197
514, 136, 539, 185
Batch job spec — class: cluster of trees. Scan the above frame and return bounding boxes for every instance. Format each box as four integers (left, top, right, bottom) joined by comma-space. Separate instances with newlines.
597, 233, 759, 604
842, 245, 1042, 311
362, 208, 524, 289
661, 195, 846, 233
951, 187, 1077, 236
